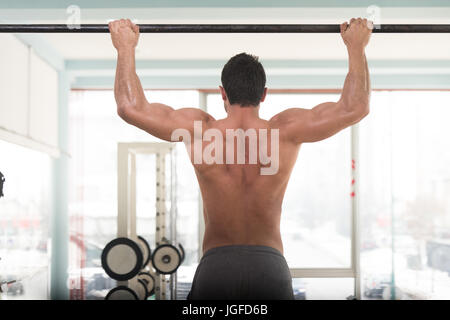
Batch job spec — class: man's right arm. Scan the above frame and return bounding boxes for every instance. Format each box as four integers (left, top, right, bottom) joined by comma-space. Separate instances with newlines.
271, 18, 372, 143
109, 19, 214, 142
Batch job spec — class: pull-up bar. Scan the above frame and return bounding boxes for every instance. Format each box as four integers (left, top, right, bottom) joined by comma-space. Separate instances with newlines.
0, 24, 450, 33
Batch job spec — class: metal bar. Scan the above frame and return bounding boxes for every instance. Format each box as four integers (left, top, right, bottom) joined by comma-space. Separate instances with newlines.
117, 143, 128, 239
1, 24, 450, 33
351, 124, 361, 300
197, 92, 207, 262
290, 268, 355, 278
389, 102, 396, 300
129, 153, 137, 240
127, 152, 139, 297
116, 143, 129, 288
160, 153, 169, 301
155, 152, 163, 300
170, 146, 178, 300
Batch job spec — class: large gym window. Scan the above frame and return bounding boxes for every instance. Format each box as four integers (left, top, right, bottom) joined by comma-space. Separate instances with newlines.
0, 140, 51, 299
359, 91, 450, 300
206, 89, 450, 300
67, 89, 450, 300
68, 90, 199, 299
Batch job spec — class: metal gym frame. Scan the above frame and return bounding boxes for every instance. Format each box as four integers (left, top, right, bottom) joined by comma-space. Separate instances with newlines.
117, 142, 177, 300
0, 24, 450, 33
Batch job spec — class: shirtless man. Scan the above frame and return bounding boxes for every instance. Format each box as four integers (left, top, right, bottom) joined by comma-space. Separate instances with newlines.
109, 18, 371, 300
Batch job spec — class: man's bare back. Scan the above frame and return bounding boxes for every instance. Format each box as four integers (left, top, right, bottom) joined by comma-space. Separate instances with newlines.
110, 17, 372, 258
192, 113, 300, 254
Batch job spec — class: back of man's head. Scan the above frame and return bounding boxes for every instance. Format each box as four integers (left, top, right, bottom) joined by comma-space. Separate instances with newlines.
221, 53, 266, 107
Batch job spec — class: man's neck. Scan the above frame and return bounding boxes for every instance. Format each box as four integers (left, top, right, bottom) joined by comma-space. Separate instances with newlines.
226, 104, 260, 120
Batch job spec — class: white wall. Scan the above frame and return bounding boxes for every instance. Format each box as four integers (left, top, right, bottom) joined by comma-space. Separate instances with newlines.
0, 34, 59, 156
29, 50, 58, 148
0, 34, 29, 136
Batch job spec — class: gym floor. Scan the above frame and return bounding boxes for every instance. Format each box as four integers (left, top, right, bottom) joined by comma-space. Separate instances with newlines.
0, 1, 449, 301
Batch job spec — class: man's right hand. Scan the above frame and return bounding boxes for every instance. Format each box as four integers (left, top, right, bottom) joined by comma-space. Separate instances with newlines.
340, 18, 372, 50
109, 19, 140, 51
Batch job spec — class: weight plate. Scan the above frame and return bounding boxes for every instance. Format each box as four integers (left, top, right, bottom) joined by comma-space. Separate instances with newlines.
151, 244, 181, 275
137, 236, 152, 268
138, 272, 155, 296
101, 237, 143, 281
178, 243, 185, 263
105, 286, 138, 300
131, 279, 148, 300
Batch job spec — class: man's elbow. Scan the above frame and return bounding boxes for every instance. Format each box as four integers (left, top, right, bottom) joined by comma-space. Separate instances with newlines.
358, 103, 370, 119
348, 101, 370, 123
355, 106, 370, 125
117, 104, 134, 122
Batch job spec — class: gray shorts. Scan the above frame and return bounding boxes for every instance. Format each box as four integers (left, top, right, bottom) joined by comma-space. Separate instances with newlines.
187, 245, 294, 300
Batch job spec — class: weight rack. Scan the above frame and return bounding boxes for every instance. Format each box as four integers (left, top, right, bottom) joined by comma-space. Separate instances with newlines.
117, 142, 176, 300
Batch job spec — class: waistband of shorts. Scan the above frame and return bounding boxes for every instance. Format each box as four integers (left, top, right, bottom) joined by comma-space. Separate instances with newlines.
202, 244, 284, 259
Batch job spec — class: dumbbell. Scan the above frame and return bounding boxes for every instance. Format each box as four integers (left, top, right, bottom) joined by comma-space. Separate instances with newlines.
101, 236, 151, 281
138, 272, 155, 296
151, 241, 185, 275
105, 278, 148, 300
178, 243, 185, 263
105, 286, 138, 300
0, 171, 5, 198
136, 236, 152, 269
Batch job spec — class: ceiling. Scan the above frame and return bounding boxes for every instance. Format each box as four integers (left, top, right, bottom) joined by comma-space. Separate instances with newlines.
41, 32, 450, 60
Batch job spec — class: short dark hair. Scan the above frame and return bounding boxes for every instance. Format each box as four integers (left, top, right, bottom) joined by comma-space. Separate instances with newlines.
221, 53, 266, 107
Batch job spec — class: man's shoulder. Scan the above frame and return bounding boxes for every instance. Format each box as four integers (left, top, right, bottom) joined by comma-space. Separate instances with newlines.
269, 107, 308, 126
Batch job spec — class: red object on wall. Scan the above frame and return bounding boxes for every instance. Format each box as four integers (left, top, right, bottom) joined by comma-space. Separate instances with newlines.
350, 159, 356, 197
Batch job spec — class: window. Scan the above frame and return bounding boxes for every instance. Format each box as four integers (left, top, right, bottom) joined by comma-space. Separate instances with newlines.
207, 90, 450, 300
0, 140, 51, 299
360, 91, 450, 300
292, 278, 354, 300
68, 89, 450, 300
68, 90, 200, 299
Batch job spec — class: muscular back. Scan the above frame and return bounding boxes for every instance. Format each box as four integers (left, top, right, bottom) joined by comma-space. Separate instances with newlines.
111, 18, 371, 256
190, 116, 300, 254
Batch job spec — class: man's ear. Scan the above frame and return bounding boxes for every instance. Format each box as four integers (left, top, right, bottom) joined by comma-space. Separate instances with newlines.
219, 86, 228, 102
260, 87, 268, 102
